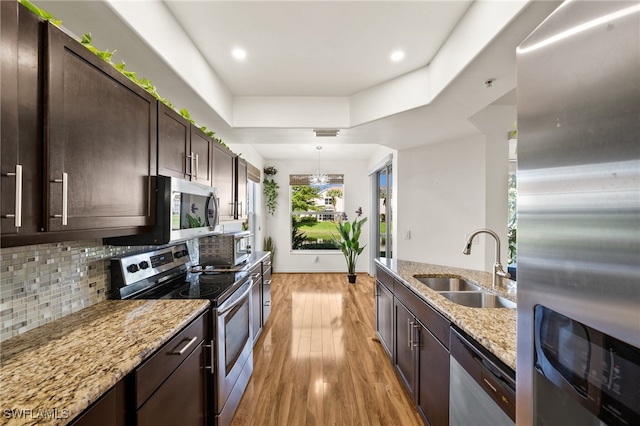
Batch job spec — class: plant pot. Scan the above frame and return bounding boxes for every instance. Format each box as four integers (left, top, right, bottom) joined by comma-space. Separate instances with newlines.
348, 274, 357, 284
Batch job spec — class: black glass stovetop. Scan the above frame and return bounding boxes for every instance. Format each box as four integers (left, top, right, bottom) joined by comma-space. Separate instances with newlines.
132, 265, 250, 307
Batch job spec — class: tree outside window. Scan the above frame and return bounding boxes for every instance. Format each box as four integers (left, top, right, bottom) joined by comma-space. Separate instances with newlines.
290, 175, 344, 251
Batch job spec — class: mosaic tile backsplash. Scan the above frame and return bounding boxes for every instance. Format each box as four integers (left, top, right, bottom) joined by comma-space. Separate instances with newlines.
0, 238, 200, 342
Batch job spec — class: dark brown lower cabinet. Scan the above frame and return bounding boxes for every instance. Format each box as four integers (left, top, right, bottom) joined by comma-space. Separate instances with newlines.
136, 343, 206, 426
417, 320, 450, 426
375, 279, 394, 358
70, 380, 126, 426
394, 299, 418, 396
250, 263, 262, 344
262, 263, 272, 325
394, 299, 450, 426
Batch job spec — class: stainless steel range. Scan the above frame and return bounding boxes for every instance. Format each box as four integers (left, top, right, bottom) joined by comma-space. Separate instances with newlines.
111, 243, 253, 426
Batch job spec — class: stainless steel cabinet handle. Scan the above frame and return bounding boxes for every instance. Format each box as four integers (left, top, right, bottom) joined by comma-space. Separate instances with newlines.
3, 164, 23, 227
413, 323, 421, 348
408, 319, 413, 349
172, 335, 198, 355
194, 154, 199, 179
251, 273, 260, 279
51, 173, 68, 225
264, 300, 271, 306
203, 341, 214, 375
263, 279, 271, 286
237, 201, 243, 217
264, 261, 272, 267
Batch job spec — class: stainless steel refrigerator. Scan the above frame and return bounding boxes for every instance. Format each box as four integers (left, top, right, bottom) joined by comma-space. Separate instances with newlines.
516, 1, 640, 424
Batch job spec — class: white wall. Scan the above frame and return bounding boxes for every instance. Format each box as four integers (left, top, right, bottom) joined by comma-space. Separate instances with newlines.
260, 158, 370, 273
397, 135, 489, 270
396, 124, 511, 273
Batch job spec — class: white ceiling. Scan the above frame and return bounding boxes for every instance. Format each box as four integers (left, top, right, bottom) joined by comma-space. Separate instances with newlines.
164, 0, 472, 97
38, 0, 562, 161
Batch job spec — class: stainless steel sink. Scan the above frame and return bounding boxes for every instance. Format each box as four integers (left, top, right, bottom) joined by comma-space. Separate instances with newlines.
438, 291, 516, 309
414, 275, 482, 292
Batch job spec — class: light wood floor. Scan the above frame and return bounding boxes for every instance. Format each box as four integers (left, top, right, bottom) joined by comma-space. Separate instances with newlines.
230, 273, 424, 426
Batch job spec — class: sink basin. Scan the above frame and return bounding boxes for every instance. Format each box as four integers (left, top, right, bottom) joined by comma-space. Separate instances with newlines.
438, 291, 516, 309
414, 275, 482, 292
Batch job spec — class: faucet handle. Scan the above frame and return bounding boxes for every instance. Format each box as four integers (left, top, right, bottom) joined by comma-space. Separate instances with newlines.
495, 263, 511, 279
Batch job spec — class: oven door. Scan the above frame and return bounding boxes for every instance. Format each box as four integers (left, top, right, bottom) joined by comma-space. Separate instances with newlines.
215, 277, 253, 413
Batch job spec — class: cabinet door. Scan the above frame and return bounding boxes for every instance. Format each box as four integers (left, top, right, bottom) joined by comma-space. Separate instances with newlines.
250, 263, 262, 343
137, 342, 206, 426
190, 126, 212, 186
262, 265, 272, 325
235, 158, 248, 220
375, 280, 394, 359
0, 2, 43, 246
251, 276, 262, 344
417, 322, 450, 426
45, 23, 157, 233
158, 103, 189, 179
394, 299, 417, 397
212, 143, 235, 221
70, 380, 126, 426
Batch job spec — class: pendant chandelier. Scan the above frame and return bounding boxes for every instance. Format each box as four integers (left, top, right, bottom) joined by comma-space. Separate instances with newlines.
309, 146, 329, 185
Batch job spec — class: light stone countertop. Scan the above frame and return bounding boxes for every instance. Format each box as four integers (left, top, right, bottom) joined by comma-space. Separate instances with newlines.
0, 299, 210, 425
375, 258, 517, 371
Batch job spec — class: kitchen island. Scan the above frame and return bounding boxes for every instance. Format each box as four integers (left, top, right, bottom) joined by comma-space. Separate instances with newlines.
0, 299, 209, 425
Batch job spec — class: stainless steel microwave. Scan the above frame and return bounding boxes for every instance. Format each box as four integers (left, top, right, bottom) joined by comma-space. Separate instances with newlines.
199, 231, 252, 267
105, 176, 219, 246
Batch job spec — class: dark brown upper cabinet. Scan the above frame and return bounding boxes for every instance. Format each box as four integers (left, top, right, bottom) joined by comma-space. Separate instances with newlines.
44, 22, 157, 234
235, 157, 248, 220
212, 143, 236, 221
1, 1, 44, 247
157, 103, 212, 186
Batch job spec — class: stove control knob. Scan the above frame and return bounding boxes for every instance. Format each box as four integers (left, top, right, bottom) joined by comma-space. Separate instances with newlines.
182, 249, 189, 257
127, 264, 140, 273
174, 251, 183, 259
139, 261, 150, 270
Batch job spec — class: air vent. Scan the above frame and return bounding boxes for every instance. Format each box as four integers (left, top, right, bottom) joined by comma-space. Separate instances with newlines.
313, 129, 340, 137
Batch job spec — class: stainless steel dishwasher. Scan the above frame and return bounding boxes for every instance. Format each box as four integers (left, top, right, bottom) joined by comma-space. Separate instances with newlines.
450, 327, 516, 426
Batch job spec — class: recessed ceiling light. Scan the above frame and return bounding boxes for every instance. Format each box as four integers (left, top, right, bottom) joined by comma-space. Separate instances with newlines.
231, 47, 247, 61
390, 50, 405, 62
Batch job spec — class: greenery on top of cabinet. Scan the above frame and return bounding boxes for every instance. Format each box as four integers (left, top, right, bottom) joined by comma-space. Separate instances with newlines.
17, 0, 229, 150
18, 0, 60, 26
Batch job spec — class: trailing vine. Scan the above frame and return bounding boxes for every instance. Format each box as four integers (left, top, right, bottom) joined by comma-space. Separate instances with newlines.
263, 166, 279, 215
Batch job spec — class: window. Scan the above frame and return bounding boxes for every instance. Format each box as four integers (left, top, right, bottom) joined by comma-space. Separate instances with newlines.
290, 174, 344, 251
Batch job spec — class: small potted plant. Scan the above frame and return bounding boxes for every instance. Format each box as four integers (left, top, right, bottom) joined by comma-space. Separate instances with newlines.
333, 207, 368, 284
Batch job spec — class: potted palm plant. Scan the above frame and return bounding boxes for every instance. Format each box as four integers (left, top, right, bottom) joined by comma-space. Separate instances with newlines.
333, 207, 367, 283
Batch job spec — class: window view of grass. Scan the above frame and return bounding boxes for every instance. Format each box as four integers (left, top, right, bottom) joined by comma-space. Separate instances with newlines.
290, 182, 343, 250
292, 216, 340, 250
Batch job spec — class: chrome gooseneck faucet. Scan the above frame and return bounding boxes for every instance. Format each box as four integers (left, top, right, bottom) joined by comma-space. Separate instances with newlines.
463, 228, 511, 288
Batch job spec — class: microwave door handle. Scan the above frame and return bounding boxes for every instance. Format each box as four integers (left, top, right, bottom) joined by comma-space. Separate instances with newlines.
204, 193, 217, 227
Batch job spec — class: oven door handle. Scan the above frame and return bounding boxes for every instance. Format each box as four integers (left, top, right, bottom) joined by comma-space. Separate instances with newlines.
218, 280, 252, 315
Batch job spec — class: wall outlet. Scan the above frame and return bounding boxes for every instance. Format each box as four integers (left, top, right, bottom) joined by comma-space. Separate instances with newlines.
314, 256, 319, 263
404, 230, 411, 240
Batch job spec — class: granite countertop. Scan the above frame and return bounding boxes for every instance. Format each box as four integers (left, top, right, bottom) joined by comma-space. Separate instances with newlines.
0, 299, 210, 425
375, 258, 517, 371
245, 251, 271, 267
